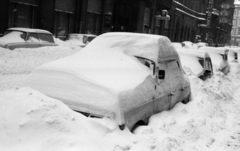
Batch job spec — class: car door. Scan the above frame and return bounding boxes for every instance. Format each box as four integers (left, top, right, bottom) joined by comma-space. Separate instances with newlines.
166, 60, 183, 109
26, 33, 41, 48
153, 62, 172, 113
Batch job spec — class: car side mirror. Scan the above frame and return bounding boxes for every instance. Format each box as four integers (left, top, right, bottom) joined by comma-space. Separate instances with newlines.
158, 70, 165, 79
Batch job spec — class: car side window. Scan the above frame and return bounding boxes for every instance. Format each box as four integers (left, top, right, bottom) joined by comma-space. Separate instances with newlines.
39, 34, 54, 43
167, 60, 180, 70
83, 36, 88, 44
198, 57, 204, 68
27, 33, 39, 42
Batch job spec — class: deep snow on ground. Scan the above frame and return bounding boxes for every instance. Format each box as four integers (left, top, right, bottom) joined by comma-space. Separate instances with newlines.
0, 40, 240, 151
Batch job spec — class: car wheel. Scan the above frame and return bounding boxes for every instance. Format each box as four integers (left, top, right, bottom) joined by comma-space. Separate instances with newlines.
131, 120, 146, 133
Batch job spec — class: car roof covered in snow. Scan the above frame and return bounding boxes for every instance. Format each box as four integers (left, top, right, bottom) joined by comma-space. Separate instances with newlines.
7, 28, 52, 34
68, 33, 97, 37
199, 46, 229, 54
84, 32, 179, 63
176, 48, 210, 59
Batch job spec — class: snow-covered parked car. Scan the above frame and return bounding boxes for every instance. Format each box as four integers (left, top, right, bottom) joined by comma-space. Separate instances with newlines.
176, 48, 213, 80
27, 32, 191, 131
0, 28, 58, 50
197, 42, 208, 48
223, 47, 239, 63
198, 46, 230, 75
182, 41, 198, 49
172, 42, 183, 49
65, 33, 97, 47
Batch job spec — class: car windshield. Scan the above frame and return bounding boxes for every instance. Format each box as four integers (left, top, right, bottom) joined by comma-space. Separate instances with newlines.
83, 36, 95, 44
65, 35, 80, 40
0, 30, 26, 43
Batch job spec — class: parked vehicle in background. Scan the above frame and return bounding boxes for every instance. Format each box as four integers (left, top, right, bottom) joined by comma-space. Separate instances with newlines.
222, 47, 239, 63
182, 41, 198, 49
176, 48, 213, 80
197, 42, 208, 48
199, 46, 230, 75
0, 28, 58, 50
27, 32, 191, 131
172, 42, 183, 49
65, 33, 97, 47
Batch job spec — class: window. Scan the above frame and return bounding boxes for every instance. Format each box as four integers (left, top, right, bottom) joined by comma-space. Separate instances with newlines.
8, 2, 37, 28
55, 11, 73, 39
198, 57, 204, 68
238, 27, 240, 34
167, 61, 180, 70
87, 12, 100, 35
39, 34, 54, 43
27, 33, 39, 42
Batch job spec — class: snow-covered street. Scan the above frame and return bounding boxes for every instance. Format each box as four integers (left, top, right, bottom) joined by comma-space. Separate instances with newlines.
0, 39, 240, 151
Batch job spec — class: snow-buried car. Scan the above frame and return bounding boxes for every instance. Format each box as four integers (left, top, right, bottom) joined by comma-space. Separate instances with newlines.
27, 32, 191, 131
198, 46, 230, 75
176, 48, 213, 80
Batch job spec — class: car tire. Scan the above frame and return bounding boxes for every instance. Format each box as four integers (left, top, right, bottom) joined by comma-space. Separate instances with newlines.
131, 120, 146, 133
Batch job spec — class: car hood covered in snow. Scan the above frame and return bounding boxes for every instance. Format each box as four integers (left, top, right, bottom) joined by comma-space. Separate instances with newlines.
27, 32, 179, 125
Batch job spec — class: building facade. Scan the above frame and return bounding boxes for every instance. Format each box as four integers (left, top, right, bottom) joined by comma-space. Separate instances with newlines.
232, 0, 240, 46
0, 0, 234, 45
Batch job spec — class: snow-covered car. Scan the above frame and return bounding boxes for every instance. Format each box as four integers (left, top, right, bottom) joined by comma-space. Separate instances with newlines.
197, 42, 208, 48
176, 48, 213, 80
27, 32, 191, 131
182, 41, 198, 49
172, 42, 183, 49
199, 46, 230, 75
222, 47, 239, 63
65, 33, 97, 47
0, 28, 58, 50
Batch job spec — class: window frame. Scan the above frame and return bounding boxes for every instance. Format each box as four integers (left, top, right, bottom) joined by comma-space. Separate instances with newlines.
38, 33, 55, 43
